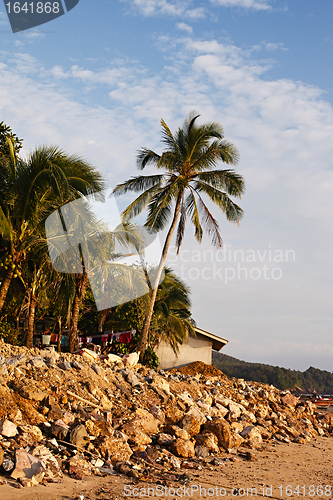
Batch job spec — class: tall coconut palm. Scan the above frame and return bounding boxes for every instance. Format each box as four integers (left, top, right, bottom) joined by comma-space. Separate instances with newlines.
113, 113, 245, 358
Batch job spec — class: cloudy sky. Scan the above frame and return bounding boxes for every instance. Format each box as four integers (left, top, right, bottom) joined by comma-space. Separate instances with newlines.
1, 0, 333, 371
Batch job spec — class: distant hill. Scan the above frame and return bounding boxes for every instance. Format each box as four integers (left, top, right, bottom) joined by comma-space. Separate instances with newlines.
212, 351, 333, 393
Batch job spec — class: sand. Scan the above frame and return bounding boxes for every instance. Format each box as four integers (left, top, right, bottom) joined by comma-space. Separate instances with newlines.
0, 435, 332, 500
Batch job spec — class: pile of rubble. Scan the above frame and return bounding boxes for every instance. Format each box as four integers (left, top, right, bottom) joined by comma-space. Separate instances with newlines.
0, 343, 332, 488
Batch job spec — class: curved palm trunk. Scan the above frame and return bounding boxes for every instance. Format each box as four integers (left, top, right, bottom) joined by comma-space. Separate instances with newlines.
98, 309, 108, 333
138, 193, 183, 359
69, 272, 88, 353
26, 293, 37, 348
0, 268, 13, 312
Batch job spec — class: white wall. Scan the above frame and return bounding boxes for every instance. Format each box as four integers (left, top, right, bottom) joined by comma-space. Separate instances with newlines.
156, 333, 212, 370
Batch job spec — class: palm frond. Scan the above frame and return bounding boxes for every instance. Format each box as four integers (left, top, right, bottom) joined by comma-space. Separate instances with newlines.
193, 169, 245, 197
185, 189, 203, 244
137, 148, 161, 170
194, 181, 244, 223
175, 196, 186, 253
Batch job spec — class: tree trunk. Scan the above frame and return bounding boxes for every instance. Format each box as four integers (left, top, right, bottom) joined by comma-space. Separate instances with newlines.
57, 316, 62, 352
0, 268, 13, 312
138, 192, 183, 359
98, 310, 108, 333
25, 294, 37, 348
69, 272, 88, 353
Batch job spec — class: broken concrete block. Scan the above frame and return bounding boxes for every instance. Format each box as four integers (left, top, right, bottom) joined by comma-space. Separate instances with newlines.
11, 449, 46, 483
0, 419, 18, 437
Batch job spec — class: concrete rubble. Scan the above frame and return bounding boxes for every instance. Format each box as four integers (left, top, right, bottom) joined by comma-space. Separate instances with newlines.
0, 342, 332, 488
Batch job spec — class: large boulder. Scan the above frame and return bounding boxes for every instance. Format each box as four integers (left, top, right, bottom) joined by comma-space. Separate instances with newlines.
130, 408, 160, 435
121, 423, 152, 446
179, 414, 202, 436
203, 418, 244, 452
241, 426, 263, 448
98, 437, 133, 462
194, 432, 219, 453
170, 438, 195, 458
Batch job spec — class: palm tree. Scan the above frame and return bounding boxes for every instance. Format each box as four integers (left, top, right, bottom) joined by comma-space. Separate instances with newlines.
113, 113, 245, 358
0, 145, 105, 346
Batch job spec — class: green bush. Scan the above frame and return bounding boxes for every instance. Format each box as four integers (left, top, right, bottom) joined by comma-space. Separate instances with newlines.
0, 321, 20, 345
142, 346, 159, 369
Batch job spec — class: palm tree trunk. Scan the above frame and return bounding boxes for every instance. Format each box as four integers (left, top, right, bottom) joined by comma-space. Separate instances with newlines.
26, 293, 37, 348
69, 272, 88, 353
57, 316, 62, 352
138, 192, 183, 358
0, 268, 13, 312
98, 310, 108, 333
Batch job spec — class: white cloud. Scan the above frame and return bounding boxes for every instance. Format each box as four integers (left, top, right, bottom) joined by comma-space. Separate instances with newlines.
210, 0, 272, 10
122, 0, 205, 18
177, 22, 193, 33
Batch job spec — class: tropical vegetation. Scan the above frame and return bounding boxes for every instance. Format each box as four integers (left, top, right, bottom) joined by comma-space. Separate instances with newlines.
0, 120, 197, 359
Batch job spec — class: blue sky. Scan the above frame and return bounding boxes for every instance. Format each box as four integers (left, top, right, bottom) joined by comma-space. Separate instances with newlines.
1, 0, 333, 371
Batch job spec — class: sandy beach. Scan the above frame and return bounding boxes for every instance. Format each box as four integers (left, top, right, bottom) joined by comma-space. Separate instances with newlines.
0, 435, 332, 500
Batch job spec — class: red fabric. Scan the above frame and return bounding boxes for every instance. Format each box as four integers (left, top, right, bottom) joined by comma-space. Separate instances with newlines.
120, 332, 131, 343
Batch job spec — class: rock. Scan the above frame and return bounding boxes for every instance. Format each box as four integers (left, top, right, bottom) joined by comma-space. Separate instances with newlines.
72, 360, 84, 370
173, 426, 190, 441
29, 357, 47, 369
256, 425, 272, 439
0, 419, 18, 437
19, 384, 47, 402
48, 405, 64, 421
58, 361, 72, 371
5, 353, 27, 367
165, 407, 184, 424
169, 455, 182, 468
32, 445, 63, 480
126, 371, 142, 388
170, 438, 195, 458
157, 433, 174, 447
131, 408, 160, 435
19, 425, 43, 442
241, 426, 263, 448
98, 437, 133, 462
11, 449, 46, 483
40, 349, 60, 361
195, 432, 220, 453
186, 405, 207, 425
0, 363, 8, 379
228, 401, 242, 420
68, 454, 94, 479
70, 424, 90, 448
121, 423, 152, 446
150, 405, 165, 424
214, 403, 229, 418
195, 445, 210, 458
51, 420, 69, 440
179, 414, 202, 436
0, 447, 4, 466
281, 393, 299, 407
2, 457, 15, 471
91, 363, 102, 375
204, 418, 244, 452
